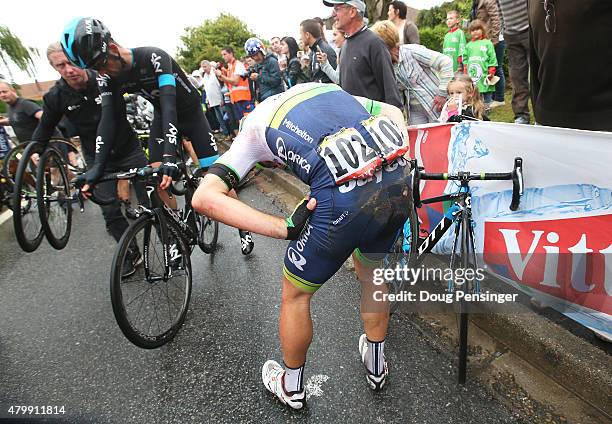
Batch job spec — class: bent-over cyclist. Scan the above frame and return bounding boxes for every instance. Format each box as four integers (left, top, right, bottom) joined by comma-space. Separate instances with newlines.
193, 83, 413, 409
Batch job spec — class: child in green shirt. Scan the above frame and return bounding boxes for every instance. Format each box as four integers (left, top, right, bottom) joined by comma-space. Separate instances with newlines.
443, 10, 466, 72
464, 19, 498, 107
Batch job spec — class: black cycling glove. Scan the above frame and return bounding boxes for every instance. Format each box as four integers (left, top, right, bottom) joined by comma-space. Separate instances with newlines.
285, 198, 313, 240
160, 157, 180, 180
74, 163, 104, 187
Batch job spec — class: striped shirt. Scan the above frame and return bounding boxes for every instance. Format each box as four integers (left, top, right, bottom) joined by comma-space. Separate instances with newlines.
394, 44, 454, 122
498, 0, 529, 35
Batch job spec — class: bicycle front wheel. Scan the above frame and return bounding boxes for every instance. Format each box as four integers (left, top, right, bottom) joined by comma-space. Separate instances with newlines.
455, 208, 477, 385
110, 214, 192, 349
36, 148, 72, 250
12, 142, 45, 252
197, 214, 218, 254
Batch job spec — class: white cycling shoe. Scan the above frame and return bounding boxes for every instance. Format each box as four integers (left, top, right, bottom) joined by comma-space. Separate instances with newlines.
359, 334, 388, 391
261, 360, 306, 410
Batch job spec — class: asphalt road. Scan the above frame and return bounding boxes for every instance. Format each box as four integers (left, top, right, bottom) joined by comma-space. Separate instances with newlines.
0, 183, 525, 423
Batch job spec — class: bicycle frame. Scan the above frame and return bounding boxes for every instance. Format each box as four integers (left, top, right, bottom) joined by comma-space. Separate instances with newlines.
137, 169, 198, 282
405, 183, 473, 266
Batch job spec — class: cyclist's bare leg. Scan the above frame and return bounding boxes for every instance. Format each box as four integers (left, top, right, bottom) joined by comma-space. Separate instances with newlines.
279, 277, 313, 368
182, 140, 198, 165
355, 253, 389, 342
117, 180, 130, 201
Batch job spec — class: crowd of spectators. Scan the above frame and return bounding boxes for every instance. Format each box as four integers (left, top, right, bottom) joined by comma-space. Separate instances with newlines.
187, 0, 530, 137
137, 0, 612, 138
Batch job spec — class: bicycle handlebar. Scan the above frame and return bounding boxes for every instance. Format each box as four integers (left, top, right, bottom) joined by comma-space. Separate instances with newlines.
412, 157, 523, 211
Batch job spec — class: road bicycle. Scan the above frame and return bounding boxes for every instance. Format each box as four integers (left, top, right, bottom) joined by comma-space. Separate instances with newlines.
384, 156, 523, 384
92, 161, 217, 349
10, 139, 86, 252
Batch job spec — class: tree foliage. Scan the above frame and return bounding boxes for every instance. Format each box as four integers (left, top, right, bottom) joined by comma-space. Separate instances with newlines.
0, 26, 38, 82
416, 0, 471, 28
177, 14, 259, 72
365, 0, 393, 23
416, 1, 471, 55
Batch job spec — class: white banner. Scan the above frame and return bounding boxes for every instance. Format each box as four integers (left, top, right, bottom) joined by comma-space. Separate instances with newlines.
409, 121, 612, 339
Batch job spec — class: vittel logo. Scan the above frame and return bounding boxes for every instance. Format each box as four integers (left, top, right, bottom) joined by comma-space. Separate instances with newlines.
497, 228, 611, 294
276, 137, 311, 174
483, 215, 612, 313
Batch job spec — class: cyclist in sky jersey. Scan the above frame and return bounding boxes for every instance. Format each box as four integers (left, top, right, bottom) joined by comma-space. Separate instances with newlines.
32, 43, 148, 276
60, 17, 254, 254
193, 83, 413, 409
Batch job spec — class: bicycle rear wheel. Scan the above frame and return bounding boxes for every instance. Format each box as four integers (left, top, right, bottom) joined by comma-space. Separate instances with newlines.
12, 142, 45, 252
110, 214, 192, 349
36, 148, 72, 250
197, 214, 218, 254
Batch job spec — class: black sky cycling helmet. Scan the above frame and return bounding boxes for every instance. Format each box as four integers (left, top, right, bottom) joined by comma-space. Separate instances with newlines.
61, 17, 111, 69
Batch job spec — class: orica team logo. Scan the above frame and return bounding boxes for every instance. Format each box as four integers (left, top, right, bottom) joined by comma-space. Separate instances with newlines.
275, 137, 311, 174
287, 248, 307, 271
276, 137, 287, 161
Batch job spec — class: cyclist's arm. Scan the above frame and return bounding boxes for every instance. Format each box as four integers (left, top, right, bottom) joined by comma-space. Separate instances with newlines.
93, 74, 118, 168
196, 175, 288, 238
146, 48, 179, 161
192, 122, 291, 238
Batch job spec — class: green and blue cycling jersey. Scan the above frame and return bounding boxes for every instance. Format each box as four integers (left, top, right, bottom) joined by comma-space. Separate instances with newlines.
217, 83, 412, 292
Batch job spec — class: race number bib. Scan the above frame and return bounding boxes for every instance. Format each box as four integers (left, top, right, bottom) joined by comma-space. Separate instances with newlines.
317, 116, 408, 185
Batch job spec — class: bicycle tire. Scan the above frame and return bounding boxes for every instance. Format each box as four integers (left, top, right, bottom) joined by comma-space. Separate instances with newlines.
47, 138, 87, 175
110, 213, 192, 349
384, 201, 419, 314
36, 148, 72, 250
456, 207, 475, 385
12, 142, 45, 252
2, 141, 30, 186
197, 214, 219, 254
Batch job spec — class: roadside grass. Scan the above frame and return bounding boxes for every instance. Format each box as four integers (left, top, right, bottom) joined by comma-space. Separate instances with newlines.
488, 90, 534, 123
